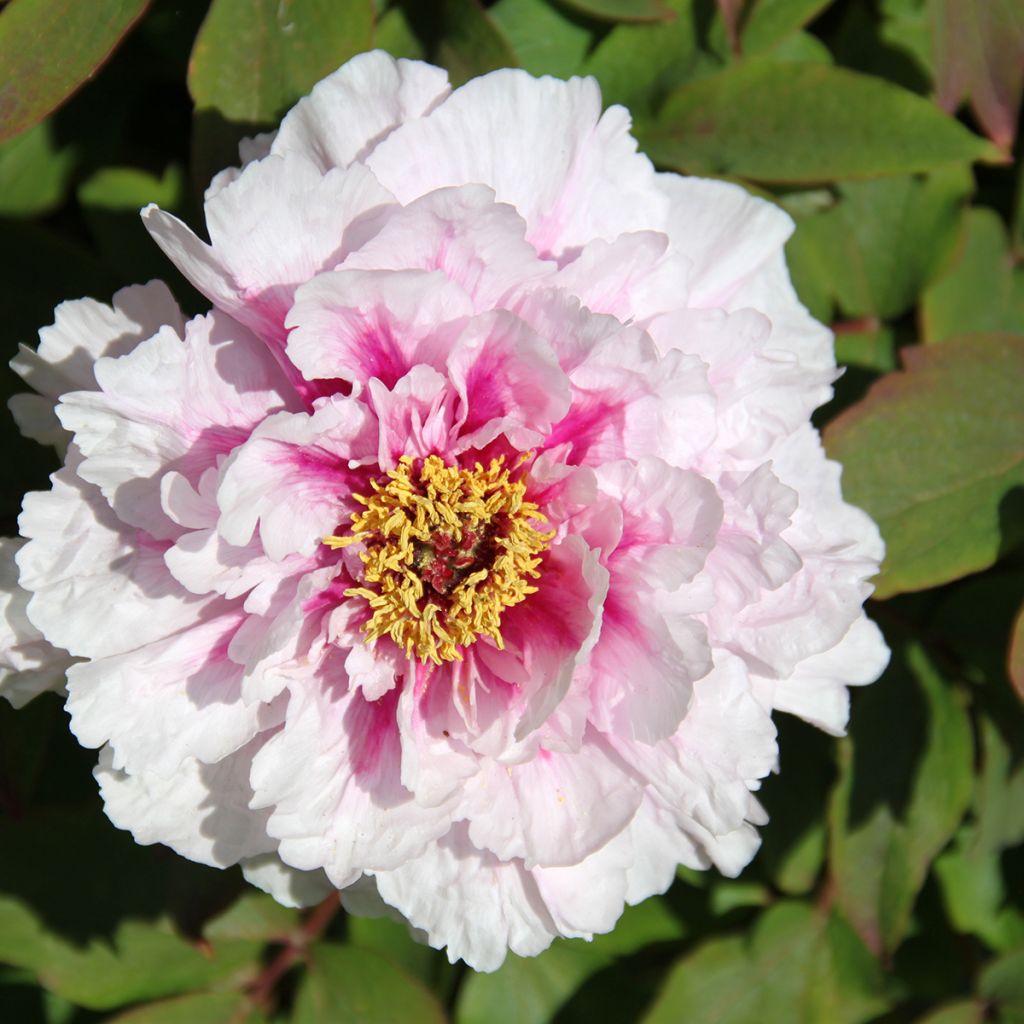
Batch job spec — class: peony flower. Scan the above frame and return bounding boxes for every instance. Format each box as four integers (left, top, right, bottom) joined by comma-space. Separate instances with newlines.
1, 51, 888, 970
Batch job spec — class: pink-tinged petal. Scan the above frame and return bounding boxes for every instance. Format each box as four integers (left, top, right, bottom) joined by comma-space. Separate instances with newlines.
66, 607, 279, 777
343, 185, 553, 310
460, 731, 641, 868
271, 52, 451, 169
95, 737, 275, 868
575, 459, 721, 744
531, 825, 633, 937
506, 288, 625, 374
372, 822, 559, 971
231, 567, 337, 705
240, 854, 335, 909
648, 306, 833, 463
546, 327, 716, 468
58, 310, 295, 540
366, 70, 666, 256
552, 231, 691, 321
0, 538, 75, 708
251, 680, 455, 888
143, 159, 394, 356
596, 458, 723, 590
10, 282, 184, 449
621, 794, 713, 902
482, 534, 608, 744
586, 590, 712, 746
704, 464, 802, 621
166, 525, 312, 611
367, 366, 459, 470
610, 654, 777, 845
726, 248, 836, 376
217, 397, 377, 560
397, 673, 479, 809
767, 614, 890, 736
285, 268, 473, 389
445, 310, 571, 452
161, 468, 219, 530
657, 174, 794, 309
18, 454, 213, 660
712, 430, 883, 679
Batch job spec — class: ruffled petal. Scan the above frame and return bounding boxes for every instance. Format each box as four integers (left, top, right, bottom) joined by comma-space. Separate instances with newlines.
95, 738, 275, 868
0, 537, 74, 707
366, 70, 666, 256
271, 51, 450, 169
58, 311, 295, 539
18, 453, 213, 660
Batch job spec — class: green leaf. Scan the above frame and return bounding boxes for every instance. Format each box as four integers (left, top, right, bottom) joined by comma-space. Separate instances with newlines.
979, 948, 1024, 1015
203, 892, 299, 944
783, 167, 971, 320
188, 0, 375, 124
293, 944, 446, 1024
0, 896, 261, 1011
640, 59, 1001, 182
827, 644, 974, 955
641, 902, 887, 1024
345, 914, 441, 987
457, 943, 612, 1024
490, 0, 593, 79
824, 334, 1024, 597
742, 0, 836, 54
187, 0, 373, 193
0, 119, 76, 218
434, 0, 519, 87
911, 1002, 986, 1024
934, 717, 1024, 950
374, 6, 426, 61
104, 991, 260, 1023
77, 165, 188, 282
0, 0, 150, 143
834, 327, 899, 374
555, 0, 674, 23
581, 897, 686, 957
78, 164, 184, 212
580, 0, 701, 114
922, 208, 1024, 343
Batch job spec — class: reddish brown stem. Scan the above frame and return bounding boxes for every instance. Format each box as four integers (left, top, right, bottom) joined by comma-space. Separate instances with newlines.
244, 894, 341, 1015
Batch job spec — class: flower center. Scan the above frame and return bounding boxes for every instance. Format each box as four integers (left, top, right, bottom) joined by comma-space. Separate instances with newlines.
324, 454, 553, 665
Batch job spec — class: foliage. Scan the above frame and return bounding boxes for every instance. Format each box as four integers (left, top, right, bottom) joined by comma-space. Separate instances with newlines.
0, 0, 1021, 1020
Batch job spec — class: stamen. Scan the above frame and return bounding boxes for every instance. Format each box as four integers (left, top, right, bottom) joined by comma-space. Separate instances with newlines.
324, 455, 552, 664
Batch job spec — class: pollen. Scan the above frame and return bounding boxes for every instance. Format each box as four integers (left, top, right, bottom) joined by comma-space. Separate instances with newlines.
324, 454, 553, 665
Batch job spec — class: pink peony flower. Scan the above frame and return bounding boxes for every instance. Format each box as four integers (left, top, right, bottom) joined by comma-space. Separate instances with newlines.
1, 52, 888, 970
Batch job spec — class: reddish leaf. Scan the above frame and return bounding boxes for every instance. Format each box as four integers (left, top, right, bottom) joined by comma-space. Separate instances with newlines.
717, 0, 744, 53
0, 0, 150, 143
932, 0, 1024, 151
1010, 602, 1024, 703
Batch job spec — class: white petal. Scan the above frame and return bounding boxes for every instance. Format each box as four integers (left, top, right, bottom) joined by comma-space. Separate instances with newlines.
241, 853, 335, 909
366, 70, 666, 256
373, 823, 558, 971
0, 537, 74, 707
10, 282, 184, 448
95, 738, 275, 868
18, 454, 214, 659
272, 51, 451, 169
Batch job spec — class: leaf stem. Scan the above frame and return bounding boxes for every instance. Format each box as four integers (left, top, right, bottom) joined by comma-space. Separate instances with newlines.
243, 893, 341, 1016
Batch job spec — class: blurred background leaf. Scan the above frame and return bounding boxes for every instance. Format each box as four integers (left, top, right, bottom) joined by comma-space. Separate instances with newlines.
0, 0, 151, 143
1, 1, 1024, 1022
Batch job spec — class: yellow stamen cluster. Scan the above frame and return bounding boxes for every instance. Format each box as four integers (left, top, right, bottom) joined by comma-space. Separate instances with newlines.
324, 454, 552, 664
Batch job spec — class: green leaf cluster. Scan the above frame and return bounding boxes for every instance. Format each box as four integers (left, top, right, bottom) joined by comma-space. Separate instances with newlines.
1, 0, 1023, 1021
